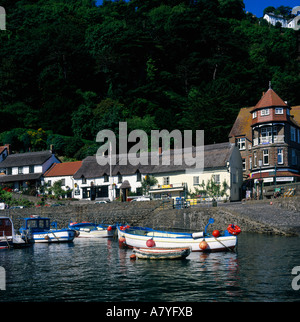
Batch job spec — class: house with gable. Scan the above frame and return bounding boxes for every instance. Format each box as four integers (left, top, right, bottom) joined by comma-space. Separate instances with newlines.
43, 161, 82, 198
0, 150, 60, 193
263, 6, 300, 30
229, 86, 300, 197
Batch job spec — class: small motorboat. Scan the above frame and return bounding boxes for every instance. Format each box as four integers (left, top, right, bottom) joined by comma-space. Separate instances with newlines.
133, 247, 191, 260
118, 218, 240, 252
69, 222, 116, 238
20, 216, 76, 243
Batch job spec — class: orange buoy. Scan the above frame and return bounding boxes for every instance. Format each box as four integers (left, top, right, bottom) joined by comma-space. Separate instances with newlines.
199, 240, 208, 250
107, 225, 112, 231
212, 230, 220, 238
130, 254, 136, 260
146, 238, 155, 247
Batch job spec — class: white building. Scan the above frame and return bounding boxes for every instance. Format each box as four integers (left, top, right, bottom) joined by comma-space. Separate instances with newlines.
43, 161, 82, 198
0, 150, 60, 192
263, 6, 300, 31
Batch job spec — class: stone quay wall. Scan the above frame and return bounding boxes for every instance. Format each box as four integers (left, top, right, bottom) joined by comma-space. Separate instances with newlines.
3, 198, 300, 236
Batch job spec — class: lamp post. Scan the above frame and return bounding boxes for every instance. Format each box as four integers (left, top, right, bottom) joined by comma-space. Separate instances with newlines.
258, 159, 263, 200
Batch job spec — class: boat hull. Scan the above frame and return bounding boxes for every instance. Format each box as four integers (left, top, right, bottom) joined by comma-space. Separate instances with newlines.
31, 229, 76, 243
118, 228, 237, 252
133, 247, 191, 260
69, 223, 116, 238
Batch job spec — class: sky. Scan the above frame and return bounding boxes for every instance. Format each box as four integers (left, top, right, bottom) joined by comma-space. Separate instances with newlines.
96, 1, 300, 18
243, 0, 300, 17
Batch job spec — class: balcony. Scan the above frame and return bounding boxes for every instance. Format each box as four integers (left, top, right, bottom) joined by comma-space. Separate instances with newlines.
253, 135, 285, 146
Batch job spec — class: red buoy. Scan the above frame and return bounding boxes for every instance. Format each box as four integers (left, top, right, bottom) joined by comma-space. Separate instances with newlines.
199, 240, 208, 250
146, 239, 156, 247
107, 225, 112, 231
212, 230, 220, 238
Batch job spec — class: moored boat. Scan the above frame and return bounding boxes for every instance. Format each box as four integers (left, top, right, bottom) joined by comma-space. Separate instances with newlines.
133, 246, 191, 260
20, 216, 76, 243
118, 219, 240, 253
0, 217, 14, 249
69, 222, 116, 238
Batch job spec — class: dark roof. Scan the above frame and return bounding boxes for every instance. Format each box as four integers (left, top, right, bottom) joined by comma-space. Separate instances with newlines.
74, 142, 235, 179
0, 173, 43, 183
119, 180, 131, 189
0, 151, 54, 168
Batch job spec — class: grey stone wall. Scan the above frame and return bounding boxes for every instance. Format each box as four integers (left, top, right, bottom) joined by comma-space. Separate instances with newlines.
2, 198, 300, 236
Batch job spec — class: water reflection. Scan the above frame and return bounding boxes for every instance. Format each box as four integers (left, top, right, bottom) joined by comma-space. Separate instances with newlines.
0, 233, 299, 302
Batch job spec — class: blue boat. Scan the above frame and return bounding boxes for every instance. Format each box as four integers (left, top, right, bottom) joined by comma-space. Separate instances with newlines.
20, 216, 76, 243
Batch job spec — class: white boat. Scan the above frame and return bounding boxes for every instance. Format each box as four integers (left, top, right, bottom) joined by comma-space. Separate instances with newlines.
118, 219, 239, 253
69, 222, 116, 238
19, 216, 76, 243
133, 247, 191, 260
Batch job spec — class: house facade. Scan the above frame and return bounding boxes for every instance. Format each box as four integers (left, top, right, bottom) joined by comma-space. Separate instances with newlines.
72, 156, 147, 200
0, 150, 60, 193
149, 143, 243, 202
229, 87, 300, 197
43, 161, 82, 198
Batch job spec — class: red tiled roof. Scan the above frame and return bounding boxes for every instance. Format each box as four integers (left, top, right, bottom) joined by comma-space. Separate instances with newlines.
44, 161, 82, 177
251, 89, 288, 112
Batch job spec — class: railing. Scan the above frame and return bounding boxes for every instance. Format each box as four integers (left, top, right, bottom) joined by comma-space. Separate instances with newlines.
253, 135, 285, 146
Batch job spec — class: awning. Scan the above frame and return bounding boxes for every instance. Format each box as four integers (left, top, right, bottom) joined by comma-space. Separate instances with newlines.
150, 186, 184, 194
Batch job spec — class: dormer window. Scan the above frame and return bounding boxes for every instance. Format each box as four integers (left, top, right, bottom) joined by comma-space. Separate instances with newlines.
252, 111, 257, 119
275, 108, 284, 114
261, 109, 270, 116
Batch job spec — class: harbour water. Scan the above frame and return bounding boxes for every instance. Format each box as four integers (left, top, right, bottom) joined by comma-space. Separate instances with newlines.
0, 233, 299, 302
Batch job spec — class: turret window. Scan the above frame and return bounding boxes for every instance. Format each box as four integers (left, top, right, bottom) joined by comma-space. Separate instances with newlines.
261, 109, 270, 116
275, 108, 284, 114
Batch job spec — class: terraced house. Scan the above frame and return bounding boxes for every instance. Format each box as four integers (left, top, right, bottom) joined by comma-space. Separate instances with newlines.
229, 86, 300, 197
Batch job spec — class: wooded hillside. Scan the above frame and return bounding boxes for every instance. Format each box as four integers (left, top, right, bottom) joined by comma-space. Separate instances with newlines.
0, 0, 299, 158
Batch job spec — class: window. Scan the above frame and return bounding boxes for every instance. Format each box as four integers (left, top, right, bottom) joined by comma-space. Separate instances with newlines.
249, 156, 252, 170
291, 126, 296, 142
261, 109, 270, 116
275, 108, 284, 114
136, 171, 141, 182
213, 174, 220, 184
29, 165, 34, 173
242, 159, 246, 171
81, 176, 86, 184
193, 176, 199, 185
61, 179, 65, 186
18, 167, 23, 174
277, 149, 283, 164
103, 174, 109, 182
263, 149, 269, 165
254, 152, 257, 168
163, 177, 169, 185
252, 111, 257, 119
292, 149, 297, 165
7, 167, 12, 175
118, 173, 122, 183
237, 137, 246, 150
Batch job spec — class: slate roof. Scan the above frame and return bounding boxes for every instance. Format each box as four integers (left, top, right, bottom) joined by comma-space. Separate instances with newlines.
0, 151, 54, 167
44, 161, 82, 177
73, 142, 235, 179
0, 173, 43, 183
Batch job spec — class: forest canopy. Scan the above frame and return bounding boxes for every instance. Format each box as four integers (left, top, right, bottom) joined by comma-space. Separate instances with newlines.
0, 0, 299, 158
